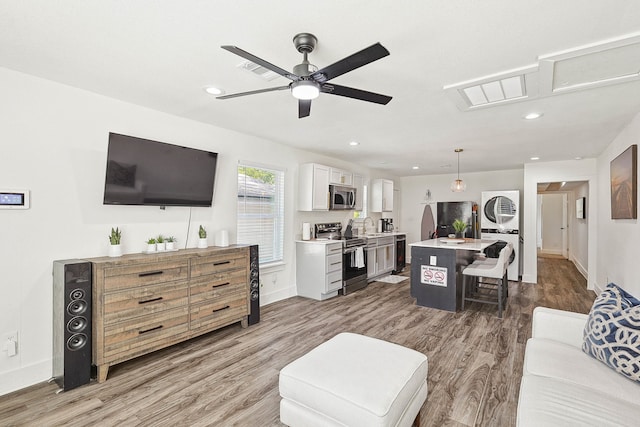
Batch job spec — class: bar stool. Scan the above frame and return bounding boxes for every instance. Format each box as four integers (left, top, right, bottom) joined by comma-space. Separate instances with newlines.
461, 243, 512, 318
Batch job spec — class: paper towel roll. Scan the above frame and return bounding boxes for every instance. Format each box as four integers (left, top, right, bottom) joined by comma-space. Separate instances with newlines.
302, 223, 311, 240
216, 230, 229, 247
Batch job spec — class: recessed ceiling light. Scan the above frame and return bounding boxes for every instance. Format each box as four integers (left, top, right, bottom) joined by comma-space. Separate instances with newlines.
530, 156, 540, 160
524, 112, 543, 120
349, 141, 359, 146
575, 156, 583, 160
412, 166, 420, 170
204, 86, 224, 95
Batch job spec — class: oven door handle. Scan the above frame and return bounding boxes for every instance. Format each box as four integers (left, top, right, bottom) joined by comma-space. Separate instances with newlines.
343, 247, 364, 254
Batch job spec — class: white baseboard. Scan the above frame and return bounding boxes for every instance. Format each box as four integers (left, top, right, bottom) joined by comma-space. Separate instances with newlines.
0, 359, 50, 396
260, 286, 296, 306
539, 249, 563, 255
570, 256, 588, 280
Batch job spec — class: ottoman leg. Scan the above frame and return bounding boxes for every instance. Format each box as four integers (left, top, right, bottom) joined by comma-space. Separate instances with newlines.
413, 411, 421, 427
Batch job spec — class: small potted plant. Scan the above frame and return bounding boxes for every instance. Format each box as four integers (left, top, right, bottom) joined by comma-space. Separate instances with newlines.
156, 235, 166, 251
166, 236, 176, 251
198, 225, 207, 248
108, 227, 122, 257
146, 237, 157, 253
452, 219, 468, 238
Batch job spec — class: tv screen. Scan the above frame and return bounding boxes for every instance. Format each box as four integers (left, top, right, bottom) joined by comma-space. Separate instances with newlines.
103, 133, 217, 207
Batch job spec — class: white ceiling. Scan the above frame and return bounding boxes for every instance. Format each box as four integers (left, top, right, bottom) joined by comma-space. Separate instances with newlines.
2, 1, 640, 177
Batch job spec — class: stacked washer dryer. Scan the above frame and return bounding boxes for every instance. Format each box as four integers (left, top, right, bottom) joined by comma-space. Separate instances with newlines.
481, 190, 520, 281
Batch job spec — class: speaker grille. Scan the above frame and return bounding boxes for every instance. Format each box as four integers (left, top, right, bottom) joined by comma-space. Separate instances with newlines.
248, 245, 260, 325
67, 333, 88, 351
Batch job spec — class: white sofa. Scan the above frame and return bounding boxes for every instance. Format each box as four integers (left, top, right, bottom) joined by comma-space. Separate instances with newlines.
517, 307, 640, 426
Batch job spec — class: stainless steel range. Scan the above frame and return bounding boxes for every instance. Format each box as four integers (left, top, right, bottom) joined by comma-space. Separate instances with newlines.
315, 222, 368, 295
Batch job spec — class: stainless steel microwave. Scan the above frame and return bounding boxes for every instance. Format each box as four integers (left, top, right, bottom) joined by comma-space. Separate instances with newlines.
329, 185, 356, 210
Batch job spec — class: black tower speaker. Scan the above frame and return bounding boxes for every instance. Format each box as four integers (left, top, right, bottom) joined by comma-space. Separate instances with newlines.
53, 259, 92, 391
248, 245, 260, 325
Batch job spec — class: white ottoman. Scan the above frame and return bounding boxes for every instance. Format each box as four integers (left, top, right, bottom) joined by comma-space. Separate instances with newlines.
279, 332, 428, 427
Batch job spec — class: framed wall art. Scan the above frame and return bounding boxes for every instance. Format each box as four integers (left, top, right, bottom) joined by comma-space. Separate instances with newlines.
576, 197, 585, 219
610, 144, 637, 219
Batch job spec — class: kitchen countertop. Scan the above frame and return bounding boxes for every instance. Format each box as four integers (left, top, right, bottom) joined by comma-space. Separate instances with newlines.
295, 232, 405, 244
409, 238, 495, 251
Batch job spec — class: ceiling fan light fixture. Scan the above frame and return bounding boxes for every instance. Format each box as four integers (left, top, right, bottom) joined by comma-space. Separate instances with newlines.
451, 148, 466, 192
291, 80, 320, 100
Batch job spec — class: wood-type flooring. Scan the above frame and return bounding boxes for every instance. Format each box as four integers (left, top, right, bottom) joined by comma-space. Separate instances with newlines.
0, 256, 596, 426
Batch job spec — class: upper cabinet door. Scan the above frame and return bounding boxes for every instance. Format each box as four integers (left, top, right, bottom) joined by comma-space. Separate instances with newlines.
298, 163, 330, 211
371, 179, 394, 212
329, 168, 353, 186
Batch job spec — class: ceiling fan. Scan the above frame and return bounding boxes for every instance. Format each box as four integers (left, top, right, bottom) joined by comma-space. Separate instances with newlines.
217, 33, 392, 118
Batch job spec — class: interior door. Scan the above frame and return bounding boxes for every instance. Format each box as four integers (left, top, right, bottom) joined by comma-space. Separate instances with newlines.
562, 193, 568, 258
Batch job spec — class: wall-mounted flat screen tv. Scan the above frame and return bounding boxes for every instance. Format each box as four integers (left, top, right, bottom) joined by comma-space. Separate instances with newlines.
103, 133, 218, 207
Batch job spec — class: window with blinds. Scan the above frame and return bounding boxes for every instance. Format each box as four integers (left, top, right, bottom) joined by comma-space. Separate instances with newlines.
237, 163, 285, 265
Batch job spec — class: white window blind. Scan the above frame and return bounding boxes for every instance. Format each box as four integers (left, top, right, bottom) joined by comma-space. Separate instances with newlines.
237, 163, 285, 264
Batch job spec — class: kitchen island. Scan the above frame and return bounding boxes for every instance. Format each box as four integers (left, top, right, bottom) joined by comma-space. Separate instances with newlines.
409, 239, 495, 311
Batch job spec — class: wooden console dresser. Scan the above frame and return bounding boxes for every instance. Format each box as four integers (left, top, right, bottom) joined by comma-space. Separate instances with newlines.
88, 245, 251, 382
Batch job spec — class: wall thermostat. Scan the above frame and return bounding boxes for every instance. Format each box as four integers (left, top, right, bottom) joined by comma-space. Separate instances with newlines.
0, 189, 30, 209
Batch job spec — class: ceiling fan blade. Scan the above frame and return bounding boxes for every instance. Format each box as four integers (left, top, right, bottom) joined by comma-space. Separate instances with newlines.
221, 45, 300, 81
321, 83, 392, 105
298, 99, 311, 118
310, 43, 390, 83
217, 85, 290, 100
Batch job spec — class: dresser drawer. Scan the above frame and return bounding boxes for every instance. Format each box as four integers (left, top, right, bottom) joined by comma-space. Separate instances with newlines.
103, 260, 189, 292
103, 281, 189, 324
103, 306, 189, 360
190, 251, 248, 278
326, 270, 343, 293
190, 294, 248, 333
190, 270, 247, 304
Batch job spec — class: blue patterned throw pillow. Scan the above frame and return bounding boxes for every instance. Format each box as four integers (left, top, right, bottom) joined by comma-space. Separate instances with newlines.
582, 283, 640, 382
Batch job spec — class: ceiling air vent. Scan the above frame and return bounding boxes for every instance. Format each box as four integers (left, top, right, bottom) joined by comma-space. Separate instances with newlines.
444, 64, 539, 111
236, 60, 282, 81
538, 33, 640, 96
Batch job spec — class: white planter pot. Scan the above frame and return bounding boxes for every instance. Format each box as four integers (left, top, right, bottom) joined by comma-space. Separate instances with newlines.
146, 243, 156, 252
198, 237, 208, 249
156, 242, 166, 251
166, 241, 175, 251
108, 244, 122, 257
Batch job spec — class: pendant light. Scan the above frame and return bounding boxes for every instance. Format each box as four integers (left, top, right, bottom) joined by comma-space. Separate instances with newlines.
450, 148, 466, 192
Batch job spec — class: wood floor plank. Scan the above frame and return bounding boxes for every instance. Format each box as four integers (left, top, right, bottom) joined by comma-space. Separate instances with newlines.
0, 257, 595, 427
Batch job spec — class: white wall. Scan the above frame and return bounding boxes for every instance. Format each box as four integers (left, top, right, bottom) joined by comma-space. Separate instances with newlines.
596, 112, 640, 298
400, 169, 524, 261
523, 159, 598, 287
0, 67, 394, 395
572, 182, 589, 277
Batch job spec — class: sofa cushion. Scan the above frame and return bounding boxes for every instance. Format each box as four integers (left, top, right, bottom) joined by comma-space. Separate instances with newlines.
524, 338, 640, 406
582, 283, 640, 382
517, 374, 640, 427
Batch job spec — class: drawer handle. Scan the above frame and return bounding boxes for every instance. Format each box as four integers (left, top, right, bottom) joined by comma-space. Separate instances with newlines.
212, 282, 230, 288
213, 261, 231, 266
138, 325, 163, 335
212, 305, 230, 313
138, 297, 163, 305
330, 262, 341, 266
138, 270, 164, 277
331, 279, 342, 285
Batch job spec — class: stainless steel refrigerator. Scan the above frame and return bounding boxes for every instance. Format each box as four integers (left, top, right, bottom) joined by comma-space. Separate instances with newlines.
436, 201, 478, 238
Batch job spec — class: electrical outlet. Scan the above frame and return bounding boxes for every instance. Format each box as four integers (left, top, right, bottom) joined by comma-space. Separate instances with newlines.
2, 331, 18, 357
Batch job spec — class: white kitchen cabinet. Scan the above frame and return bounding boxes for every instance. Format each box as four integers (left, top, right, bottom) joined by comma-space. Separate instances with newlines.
371, 179, 394, 212
367, 235, 395, 280
296, 241, 343, 300
329, 168, 353, 186
353, 173, 364, 211
298, 163, 330, 211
